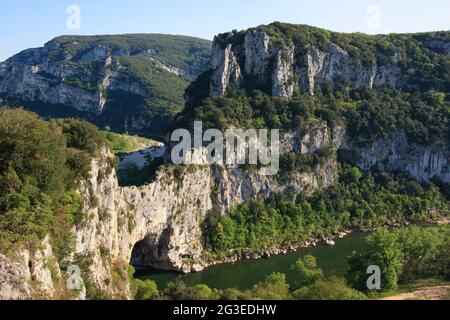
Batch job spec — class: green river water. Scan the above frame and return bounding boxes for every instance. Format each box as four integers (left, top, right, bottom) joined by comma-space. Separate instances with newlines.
137, 232, 369, 290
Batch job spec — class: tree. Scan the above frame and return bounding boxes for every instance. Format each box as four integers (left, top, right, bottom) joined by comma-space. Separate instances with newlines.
249, 273, 290, 300
348, 229, 403, 291
293, 277, 367, 300
190, 284, 214, 300
342, 167, 363, 184
292, 255, 325, 288
135, 279, 159, 300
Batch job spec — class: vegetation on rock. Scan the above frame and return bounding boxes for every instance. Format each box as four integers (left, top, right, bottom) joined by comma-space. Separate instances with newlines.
0, 109, 107, 259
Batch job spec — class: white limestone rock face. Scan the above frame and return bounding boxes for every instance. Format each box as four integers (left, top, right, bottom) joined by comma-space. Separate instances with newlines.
0, 64, 106, 113
210, 40, 242, 96
244, 31, 272, 82
302, 45, 327, 95
0, 122, 343, 299
342, 131, 450, 183
209, 30, 404, 97
0, 236, 72, 300
1, 124, 448, 300
210, 31, 296, 98
272, 45, 295, 97
0, 254, 32, 300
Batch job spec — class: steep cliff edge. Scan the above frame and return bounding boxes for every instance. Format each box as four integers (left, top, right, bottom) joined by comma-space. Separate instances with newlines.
0, 122, 448, 300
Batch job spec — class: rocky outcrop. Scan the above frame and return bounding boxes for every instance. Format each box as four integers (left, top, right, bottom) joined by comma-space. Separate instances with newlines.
210, 41, 242, 96
1, 121, 448, 300
0, 254, 32, 300
342, 131, 450, 183
299, 44, 382, 95
272, 45, 295, 97
0, 236, 81, 300
0, 54, 144, 114
83, 122, 340, 278
210, 31, 296, 98
209, 29, 405, 97
0, 121, 342, 300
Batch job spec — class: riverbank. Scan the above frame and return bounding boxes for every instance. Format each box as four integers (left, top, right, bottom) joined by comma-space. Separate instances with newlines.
199, 217, 447, 272
202, 230, 353, 270
200, 219, 420, 271
137, 232, 369, 291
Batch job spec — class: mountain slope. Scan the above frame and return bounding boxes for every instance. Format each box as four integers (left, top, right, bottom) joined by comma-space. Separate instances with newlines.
0, 34, 211, 137
177, 23, 449, 172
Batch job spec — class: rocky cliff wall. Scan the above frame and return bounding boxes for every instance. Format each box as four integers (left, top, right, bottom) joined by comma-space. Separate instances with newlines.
210, 30, 404, 98
342, 131, 450, 183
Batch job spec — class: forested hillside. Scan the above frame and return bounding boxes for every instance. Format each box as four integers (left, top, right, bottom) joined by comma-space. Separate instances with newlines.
0, 34, 211, 137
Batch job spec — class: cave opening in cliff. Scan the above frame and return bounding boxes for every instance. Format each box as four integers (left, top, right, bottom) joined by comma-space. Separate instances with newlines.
130, 238, 156, 271
129, 232, 173, 276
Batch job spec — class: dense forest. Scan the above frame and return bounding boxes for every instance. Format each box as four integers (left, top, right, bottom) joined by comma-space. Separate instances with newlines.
176, 86, 449, 146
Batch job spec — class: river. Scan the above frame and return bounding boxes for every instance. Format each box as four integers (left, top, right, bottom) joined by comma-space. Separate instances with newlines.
136, 232, 369, 290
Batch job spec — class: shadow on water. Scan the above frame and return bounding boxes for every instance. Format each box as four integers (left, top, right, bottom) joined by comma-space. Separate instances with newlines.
136, 232, 369, 291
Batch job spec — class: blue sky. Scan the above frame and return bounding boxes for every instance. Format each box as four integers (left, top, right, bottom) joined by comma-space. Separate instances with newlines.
1, 0, 449, 61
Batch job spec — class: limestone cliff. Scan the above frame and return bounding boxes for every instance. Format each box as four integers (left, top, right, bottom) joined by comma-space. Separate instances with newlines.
341, 131, 450, 183
208, 24, 448, 98
211, 31, 297, 97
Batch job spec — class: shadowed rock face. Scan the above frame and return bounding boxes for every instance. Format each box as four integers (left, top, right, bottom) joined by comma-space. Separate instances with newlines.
341, 131, 450, 184
0, 43, 140, 113
210, 42, 242, 97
